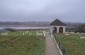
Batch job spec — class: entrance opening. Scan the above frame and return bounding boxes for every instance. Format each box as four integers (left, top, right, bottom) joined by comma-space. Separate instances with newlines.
53, 27, 57, 33
59, 27, 63, 33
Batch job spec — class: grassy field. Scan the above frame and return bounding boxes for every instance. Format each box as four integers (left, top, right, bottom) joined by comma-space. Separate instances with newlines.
0, 31, 45, 55
54, 33, 85, 55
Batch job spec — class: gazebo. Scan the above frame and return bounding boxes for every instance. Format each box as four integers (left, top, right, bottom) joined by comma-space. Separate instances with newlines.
50, 19, 66, 34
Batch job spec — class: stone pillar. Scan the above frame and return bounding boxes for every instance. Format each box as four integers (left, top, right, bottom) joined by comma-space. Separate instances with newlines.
50, 28, 53, 33
63, 26, 66, 33
57, 26, 59, 33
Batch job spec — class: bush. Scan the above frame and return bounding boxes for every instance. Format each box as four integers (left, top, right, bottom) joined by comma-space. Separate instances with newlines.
75, 24, 85, 33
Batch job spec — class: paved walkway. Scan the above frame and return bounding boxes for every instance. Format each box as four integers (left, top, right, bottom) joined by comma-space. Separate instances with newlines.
45, 32, 60, 55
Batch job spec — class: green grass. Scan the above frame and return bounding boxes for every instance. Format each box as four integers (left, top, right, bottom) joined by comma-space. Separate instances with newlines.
0, 31, 45, 55
54, 33, 85, 55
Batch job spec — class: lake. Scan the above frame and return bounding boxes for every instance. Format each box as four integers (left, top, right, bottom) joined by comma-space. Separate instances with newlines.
0, 27, 50, 30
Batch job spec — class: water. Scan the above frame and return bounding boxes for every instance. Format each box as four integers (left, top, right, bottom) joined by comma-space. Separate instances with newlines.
0, 27, 4, 30
0, 27, 50, 30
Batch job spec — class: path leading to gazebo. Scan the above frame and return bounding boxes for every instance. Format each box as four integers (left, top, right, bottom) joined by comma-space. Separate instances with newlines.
45, 32, 60, 55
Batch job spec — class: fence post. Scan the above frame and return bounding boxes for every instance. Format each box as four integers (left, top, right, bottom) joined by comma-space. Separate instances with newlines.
63, 49, 65, 55
58, 42, 60, 49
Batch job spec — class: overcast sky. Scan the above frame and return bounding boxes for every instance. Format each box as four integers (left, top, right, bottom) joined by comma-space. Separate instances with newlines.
0, 0, 85, 22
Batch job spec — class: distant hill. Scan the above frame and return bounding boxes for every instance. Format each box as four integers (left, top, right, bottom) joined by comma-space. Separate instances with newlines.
0, 21, 85, 32
0, 21, 50, 27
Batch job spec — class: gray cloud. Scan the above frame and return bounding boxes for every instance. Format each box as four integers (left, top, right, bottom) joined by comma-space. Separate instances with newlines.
0, 0, 85, 22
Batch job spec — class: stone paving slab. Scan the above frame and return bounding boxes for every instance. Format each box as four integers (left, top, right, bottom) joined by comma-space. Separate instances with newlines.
45, 32, 60, 55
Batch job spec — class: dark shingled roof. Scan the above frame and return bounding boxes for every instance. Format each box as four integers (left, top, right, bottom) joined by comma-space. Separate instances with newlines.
50, 19, 66, 26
